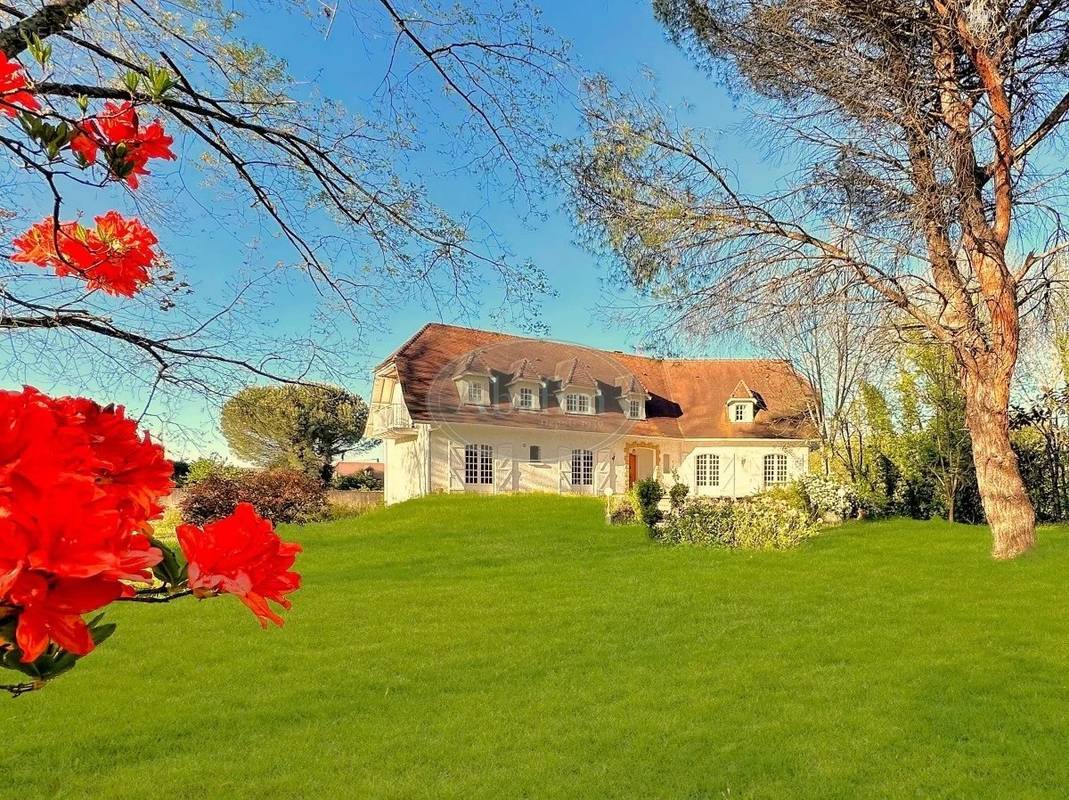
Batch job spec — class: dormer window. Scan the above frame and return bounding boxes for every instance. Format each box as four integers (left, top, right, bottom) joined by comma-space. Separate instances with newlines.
727, 380, 758, 423
628, 399, 641, 419
565, 393, 591, 414
468, 383, 484, 403
518, 386, 534, 409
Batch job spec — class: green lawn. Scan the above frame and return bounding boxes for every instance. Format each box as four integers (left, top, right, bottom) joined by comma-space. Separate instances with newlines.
7, 495, 1069, 799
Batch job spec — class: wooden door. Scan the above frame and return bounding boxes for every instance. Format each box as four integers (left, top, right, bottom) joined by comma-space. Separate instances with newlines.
627, 451, 637, 488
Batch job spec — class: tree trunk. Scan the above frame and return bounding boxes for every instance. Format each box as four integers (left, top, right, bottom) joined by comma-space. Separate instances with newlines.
961, 363, 1036, 558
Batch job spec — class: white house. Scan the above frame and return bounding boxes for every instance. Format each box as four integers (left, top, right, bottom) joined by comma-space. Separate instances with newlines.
367, 323, 817, 505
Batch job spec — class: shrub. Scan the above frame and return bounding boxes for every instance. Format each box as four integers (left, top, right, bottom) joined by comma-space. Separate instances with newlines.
668, 482, 689, 511
185, 455, 245, 485
180, 468, 327, 525
605, 493, 639, 525
633, 477, 664, 533
798, 473, 859, 520
852, 482, 891, 518
757, 482, 808, 515
660, 496, 818, 550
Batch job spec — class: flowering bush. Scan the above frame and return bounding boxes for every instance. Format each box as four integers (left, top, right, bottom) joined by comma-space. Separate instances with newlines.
0, 388, 302, 696
605, 493, 639, 526
798, 474, 859, 520
180, 469, 327, 526
659, 496, 818, 550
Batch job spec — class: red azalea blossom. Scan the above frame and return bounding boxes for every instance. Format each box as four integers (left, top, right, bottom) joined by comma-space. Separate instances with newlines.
8, 573, 124, 662
10, 212, 160, 296
0, 387, 170, 661
0, 54, 39, 118
177, 503, 302, 627
70, 101, 175, 188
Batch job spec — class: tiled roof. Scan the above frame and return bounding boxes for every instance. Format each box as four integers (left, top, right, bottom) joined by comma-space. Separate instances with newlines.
728, 380, 755, 401
452, 350, 492, 379
334, 461, 385, 477
507, 357, 542, 383
379, 323, 817, 440
615, 373, 647, 396
554, 357, 599, 389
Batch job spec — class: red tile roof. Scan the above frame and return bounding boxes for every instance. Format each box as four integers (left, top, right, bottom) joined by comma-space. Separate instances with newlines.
379, 323, 817, 440
334, 461, 385, 477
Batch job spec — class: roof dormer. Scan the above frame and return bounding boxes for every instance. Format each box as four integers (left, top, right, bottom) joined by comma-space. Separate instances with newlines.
554, 357, 599, 414
506, 357, 544, 411
615, 373, 650, 420
727, 380, 757, 423
453, 350, 494, 407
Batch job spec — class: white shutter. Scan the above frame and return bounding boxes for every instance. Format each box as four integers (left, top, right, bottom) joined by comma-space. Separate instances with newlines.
595, 449, 612, 495
559, 446, 572, 493
496, 445, 514, 493
449, 441, 466, 492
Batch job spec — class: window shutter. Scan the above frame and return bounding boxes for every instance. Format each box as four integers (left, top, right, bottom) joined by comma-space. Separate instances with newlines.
448, 441, 465, 491
558, 446, 572, 492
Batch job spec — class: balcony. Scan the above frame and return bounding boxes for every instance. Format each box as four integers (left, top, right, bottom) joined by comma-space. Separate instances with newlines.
368, 401, 416, 438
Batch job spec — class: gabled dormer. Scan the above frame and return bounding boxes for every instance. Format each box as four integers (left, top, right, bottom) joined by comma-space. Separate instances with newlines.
453, 350, 493, 407
554, 357, 599, 415
615, 373, 650, 420
506, 357, 544, 411
727, 380, 758, 423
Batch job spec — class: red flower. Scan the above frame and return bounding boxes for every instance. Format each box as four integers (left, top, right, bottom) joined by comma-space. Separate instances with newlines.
7, 572, 123, 662
0, 387, 167, 588
177, 503, 302, 627
0, 54, 39, 118
10, 212, 160, 296
71, 101, 175, 188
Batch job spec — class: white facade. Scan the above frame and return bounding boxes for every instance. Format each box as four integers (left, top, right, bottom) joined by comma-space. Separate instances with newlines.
382, 420, 808, 505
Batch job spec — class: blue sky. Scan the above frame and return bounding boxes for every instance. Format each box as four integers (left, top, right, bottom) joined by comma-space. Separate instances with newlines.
8, 1, 783, 459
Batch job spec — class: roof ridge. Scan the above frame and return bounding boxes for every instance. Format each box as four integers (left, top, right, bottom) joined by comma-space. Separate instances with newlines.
390, 322, 789, 366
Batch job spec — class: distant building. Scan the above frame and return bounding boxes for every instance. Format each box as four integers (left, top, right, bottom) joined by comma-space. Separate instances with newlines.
334, 460, 385, 480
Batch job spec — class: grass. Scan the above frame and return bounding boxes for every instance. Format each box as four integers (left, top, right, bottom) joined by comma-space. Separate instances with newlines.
7, 494, 1069, 799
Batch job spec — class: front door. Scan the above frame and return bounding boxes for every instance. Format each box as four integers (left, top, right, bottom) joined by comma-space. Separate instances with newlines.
627, 451, 637, 488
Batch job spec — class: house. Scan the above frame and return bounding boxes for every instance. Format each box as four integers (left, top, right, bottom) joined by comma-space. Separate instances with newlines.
333, 460, 386, 481
367, 323, 817, 505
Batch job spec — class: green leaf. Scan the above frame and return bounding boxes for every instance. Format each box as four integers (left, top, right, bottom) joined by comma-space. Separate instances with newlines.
122, 70, 141, 95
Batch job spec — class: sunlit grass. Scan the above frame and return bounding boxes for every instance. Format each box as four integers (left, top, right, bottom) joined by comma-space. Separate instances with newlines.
7, 494, 1069, 799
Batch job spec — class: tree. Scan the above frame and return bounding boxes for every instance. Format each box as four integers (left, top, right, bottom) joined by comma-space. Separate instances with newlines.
1, 0, 566, 418
566, 0, 1069, 557
221, 385, 372, 482
1012, 386, 1069, 521
756, 279, 891, 477
898, 344, 980, 523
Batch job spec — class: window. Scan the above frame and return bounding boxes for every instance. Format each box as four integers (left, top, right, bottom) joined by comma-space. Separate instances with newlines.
571, 449, 594, 486
695, 453, 720, 487
734, 404, 745, 422
663, 453, 672, 473
565, 393, 590, 414
529, 445, 541, 462
467, 382, 484, 403
464, 444, 493, 484
763, 453, 788, 486
628, 399, 641, 419
517, 386, 534, 409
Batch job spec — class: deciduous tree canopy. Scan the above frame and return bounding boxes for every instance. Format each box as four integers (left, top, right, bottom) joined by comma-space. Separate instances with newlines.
220, 384, 372, 481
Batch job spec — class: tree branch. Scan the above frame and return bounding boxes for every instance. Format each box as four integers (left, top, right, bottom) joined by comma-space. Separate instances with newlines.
0, 0, 96, 58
